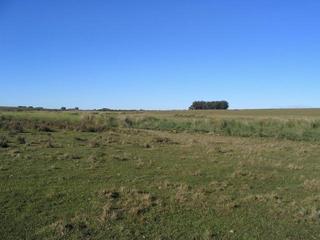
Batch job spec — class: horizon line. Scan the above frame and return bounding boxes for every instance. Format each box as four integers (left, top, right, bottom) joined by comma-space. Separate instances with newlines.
1, 105, 320, 112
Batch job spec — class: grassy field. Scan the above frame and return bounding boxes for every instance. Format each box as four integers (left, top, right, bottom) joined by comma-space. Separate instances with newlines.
1, 109, 320, 239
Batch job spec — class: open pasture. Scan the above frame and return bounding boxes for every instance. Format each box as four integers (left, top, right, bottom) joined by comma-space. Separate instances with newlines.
1, 109, 320, 239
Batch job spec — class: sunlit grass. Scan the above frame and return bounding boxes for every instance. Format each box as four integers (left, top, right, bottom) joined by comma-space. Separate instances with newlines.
1, 109, 320, 239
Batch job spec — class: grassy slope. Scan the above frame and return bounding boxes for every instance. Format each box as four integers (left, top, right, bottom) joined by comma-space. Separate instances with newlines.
1, 109, 320, 239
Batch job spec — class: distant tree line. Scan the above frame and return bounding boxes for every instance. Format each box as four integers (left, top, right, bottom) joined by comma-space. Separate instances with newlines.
0, 106, 143, 112
189, 101, 229, 110
17, 106, 80, 111
0, 106, 81, 112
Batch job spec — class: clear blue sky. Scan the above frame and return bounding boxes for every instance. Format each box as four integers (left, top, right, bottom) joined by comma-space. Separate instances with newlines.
0, 0, 319, 109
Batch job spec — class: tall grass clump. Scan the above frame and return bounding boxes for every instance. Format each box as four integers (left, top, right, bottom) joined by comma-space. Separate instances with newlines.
1, 111, 320, 141
106, 116, 119, 128
136, 117, 202, 132
216, 118, 320, 141
78, 114, 104, 132
77, 114, 120, 132
125, 116, 320, 142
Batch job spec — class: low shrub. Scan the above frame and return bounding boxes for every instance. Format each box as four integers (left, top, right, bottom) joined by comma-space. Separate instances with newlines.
16, 136, 26, 144
36, 123, 53, 132
0, 136, 9, 148
8, 121, 24, 133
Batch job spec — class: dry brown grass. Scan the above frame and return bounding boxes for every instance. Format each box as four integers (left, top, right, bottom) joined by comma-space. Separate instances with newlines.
303, 179, 320, 191
99, 188, 158, 222
242, 192, 282, 204
287, 164, 304, 170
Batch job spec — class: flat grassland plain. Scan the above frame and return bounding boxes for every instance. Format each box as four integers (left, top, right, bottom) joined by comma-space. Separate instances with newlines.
1, 109, 320, 239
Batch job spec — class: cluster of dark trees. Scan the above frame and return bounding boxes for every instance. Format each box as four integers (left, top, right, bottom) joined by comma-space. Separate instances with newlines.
17, 106, 43, 110
189, 101, 229, 110
60, 107, 79, 111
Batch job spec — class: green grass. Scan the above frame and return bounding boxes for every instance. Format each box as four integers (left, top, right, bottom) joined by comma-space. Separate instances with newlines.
1, 109, 320, 239
1, 109, 320, 141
